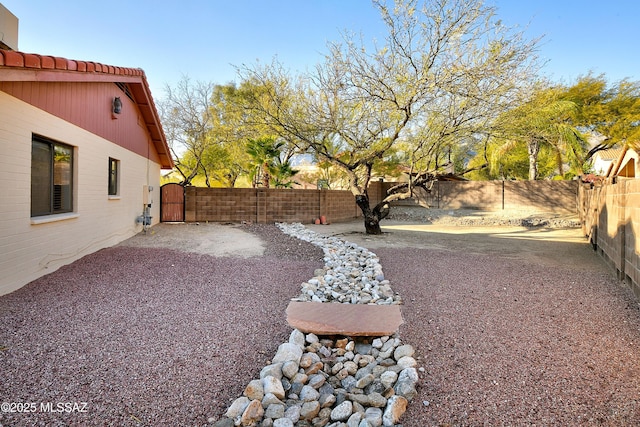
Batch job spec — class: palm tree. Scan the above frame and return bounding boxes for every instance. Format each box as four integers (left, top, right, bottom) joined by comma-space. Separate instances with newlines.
271, 160, 299, 188
491, 86, 587, 180
246, 137, 299, 188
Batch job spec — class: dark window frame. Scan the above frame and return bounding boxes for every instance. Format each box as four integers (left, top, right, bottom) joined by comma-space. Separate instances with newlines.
108, 157, 120, 196
31, 135, 74, 217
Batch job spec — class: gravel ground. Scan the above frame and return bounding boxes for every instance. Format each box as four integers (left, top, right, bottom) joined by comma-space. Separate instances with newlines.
0, 224, 323, 427
3, 215, 640, 426
383, 248, 640, 425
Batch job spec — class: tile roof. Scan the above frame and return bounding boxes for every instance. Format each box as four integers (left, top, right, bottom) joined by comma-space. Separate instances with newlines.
0, 49, 145, 75
0, 49, 172, 169
594, 146, 625, 161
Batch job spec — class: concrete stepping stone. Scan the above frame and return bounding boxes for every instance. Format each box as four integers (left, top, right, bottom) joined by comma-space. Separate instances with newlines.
286, 301, 404, 336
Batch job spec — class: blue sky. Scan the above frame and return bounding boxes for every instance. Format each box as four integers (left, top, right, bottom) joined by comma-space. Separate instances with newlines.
3, 0, 639, 101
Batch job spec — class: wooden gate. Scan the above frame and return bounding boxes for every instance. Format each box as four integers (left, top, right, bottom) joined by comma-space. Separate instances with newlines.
160, 183, 185, 222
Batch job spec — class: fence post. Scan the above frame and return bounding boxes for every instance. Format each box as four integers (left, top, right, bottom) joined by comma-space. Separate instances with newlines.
194, 187, 199, 222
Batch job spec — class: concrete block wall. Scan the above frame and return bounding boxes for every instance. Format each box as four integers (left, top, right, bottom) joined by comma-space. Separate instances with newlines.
324, 190, 361, 223
388, 180, 578, 213
184, 180, 579, 225
623, 180, 640, 291
579, 183, 600, 246
504, 181, 577, 212
264, 189, 325, 223
438, 181, 502, 209
601, 182, 626, 274
186, 187, 259, 223
579, 178, 640, 300
185, 187, 361, 224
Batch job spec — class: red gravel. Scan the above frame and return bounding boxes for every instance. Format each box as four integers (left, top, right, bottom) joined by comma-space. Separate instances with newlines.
0, 225, 323, 427
2, 223, 640, 426
381, 247, 640, 426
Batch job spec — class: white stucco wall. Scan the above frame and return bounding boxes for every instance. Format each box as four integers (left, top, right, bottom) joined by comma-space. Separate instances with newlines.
592, 157, 612, 176
0, 91, 162, 295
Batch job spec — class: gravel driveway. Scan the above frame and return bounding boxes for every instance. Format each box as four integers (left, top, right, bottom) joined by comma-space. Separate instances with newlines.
2, 213, 640, 426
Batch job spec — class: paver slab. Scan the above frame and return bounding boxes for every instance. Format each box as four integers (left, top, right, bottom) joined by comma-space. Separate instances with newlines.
286, 301, 404, 336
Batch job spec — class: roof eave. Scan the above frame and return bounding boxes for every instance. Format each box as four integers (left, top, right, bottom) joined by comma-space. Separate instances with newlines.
0, 49, 174, 169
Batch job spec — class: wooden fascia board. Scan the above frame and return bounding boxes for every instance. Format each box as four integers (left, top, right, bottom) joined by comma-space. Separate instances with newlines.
128, 81, 173, 169
606, 146, 629, 178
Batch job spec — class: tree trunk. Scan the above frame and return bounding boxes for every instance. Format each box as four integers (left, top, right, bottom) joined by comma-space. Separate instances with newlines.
262, 163, 270, 188
355, 195, 382, 235
528, 138, 540, 180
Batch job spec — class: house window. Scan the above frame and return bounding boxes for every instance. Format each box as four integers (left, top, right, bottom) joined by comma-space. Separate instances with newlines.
31, 136, 74, 217
108, 157, 120, 196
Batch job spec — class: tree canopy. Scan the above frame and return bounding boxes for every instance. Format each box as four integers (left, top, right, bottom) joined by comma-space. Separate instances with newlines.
563, 74, 640, 157
238, 0, 541, 233
158, 0, 640, 234
468, 74, 640, 180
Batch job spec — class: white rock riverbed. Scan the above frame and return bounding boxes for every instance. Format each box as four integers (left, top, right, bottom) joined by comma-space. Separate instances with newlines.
214, 223, 419, 427
278, 223, 402, 306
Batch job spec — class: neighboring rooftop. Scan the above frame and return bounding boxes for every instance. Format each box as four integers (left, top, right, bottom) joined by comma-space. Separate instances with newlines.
593, 146, 626, 161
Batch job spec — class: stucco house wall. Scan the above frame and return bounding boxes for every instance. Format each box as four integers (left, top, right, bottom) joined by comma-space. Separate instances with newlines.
591, 147, 625, 176
0, 91, 162, 295
0, 49, 171, 296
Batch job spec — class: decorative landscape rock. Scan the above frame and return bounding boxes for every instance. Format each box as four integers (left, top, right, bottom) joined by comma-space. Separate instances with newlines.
383, 396, 408, 426
217, 330, 418, 426
216, 223, 419, 426
276, 223, 402, 305
285, 301, 403, 336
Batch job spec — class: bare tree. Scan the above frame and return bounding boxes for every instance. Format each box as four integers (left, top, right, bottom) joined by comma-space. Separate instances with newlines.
240, 0, 540, 234
158, 76, 215, 186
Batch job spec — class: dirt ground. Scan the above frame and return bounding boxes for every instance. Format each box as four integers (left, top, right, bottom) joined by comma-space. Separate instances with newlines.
120, 208, 596, 273
309, 219, 598, 272
117, 222, 265, 257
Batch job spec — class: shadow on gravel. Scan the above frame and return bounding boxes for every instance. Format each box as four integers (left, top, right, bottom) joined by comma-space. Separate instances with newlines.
0, 237, 323, 426
311, 219, 640, 424
379, 244, 640, 426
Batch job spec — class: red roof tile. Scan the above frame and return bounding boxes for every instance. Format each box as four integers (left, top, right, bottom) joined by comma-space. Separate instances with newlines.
53, 56, 67, 69
24, 53, 40, 68
2, 50, 23, 67
41, 56, 55, 69
0, 48, 149, 77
